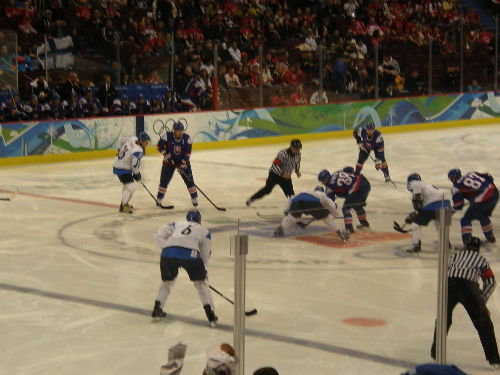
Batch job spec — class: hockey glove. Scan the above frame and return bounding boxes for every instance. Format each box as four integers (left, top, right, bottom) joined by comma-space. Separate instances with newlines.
405, 211, 418, 224
412, 194, 423, 211
180, 160, 188, 169
163, 153, 174, 164
357, 142, 367, 152
133, 172, 141, 181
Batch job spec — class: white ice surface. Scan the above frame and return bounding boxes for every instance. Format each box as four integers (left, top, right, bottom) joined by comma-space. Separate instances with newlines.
1, 124, 500, 375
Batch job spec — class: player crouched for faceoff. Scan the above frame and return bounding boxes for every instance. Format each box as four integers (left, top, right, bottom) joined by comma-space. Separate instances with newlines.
157, 121, 199, 208
404, 173, 451, 254
151, 210, 218, 327
353, 123, 391, 182
448, 168, 498, 246
273, 186, 350, 242
318, 166, 371, 234
246, 139, 302, 207
112, 132, 151, 213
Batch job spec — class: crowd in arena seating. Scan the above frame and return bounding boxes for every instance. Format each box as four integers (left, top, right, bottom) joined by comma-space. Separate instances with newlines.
0, 0, 496, 122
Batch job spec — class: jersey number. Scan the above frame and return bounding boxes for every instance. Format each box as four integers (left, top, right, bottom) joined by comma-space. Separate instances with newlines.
463, 173, 485, 190
118, 145, 128, 160
181, 225, 192, 235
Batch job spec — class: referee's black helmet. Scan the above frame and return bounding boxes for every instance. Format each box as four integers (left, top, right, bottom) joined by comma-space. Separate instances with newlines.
466, 236, 481, 252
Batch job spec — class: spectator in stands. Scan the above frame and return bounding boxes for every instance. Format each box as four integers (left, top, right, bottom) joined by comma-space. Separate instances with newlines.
80, 88, 105, 117
96, 74, 117, 109
135, 93, 151, 114
161, 89, 177, 113
467, 79, 482, 92
381, 82, 395, 97
283, 63, 303, 85
24, 94, 44, 121
405, 69, 424, 95
65, 92, 84, 119
289, 84, 307, 105
270, 87, 288, 106
224, 66, 242, 88
228, 41, 242, 64
333, 54, 348, 94
310, 81, 328, 104
149, 70, 164, 84
60, 72, 84, 102
378, 55, 400, 90
16, 46, 34, 72
344, 0, 359, 18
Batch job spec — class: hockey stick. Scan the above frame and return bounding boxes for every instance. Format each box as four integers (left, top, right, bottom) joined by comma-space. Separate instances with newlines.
139, 181, 174, 209
0, 197, 11, 201
367, 153, 397, 188
177, 168, 226, 211
209, 285, 258, 316
393, 221, 411, 233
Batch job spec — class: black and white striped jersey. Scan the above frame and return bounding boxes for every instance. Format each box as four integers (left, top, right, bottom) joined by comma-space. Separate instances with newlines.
448, 250, 496, 301
269, 148, 301, 176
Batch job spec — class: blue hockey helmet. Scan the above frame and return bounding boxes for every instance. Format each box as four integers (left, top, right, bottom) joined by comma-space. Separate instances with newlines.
138, 132, 151, 143
314, 186, 325, 192
342, 166, 355, 174
318, 169, 331, 183
186, 210, 201, 223
365, 123, 376, 130
448, 168, 462, 183
173, 121, 185, 131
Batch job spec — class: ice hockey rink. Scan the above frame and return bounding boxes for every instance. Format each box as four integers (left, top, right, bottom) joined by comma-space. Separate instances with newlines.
1, 123, 500, 375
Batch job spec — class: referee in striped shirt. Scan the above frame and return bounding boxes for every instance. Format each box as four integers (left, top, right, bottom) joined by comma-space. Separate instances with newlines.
246, 139, 302, 206
431, 236, 500, 367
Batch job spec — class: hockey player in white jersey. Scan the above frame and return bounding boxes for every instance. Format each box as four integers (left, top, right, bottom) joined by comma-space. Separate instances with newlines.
112, 132, 151, 213
151, 210, 218, 327
403, 173, 451, 253
273, 186, 350, 242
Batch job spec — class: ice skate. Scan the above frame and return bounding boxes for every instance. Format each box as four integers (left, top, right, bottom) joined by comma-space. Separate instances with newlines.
384, 175, 391, 182
151, 300, 166, 320
337, 230, 350, 243
356, 220, 371, 231
203, 304, 218, 327
346, 224, 355, 234
245, 199, 253, 207
119, 203, 133, 214
273, 226, 284, 237
406, 241, 421, 254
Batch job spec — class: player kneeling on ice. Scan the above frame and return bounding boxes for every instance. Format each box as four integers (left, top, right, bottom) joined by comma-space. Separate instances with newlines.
151, 210, 218, 327
318, 166, 371, 234
400, 173, 451, 254
112, 132, 151, 213
273, 186, 350, 242
448, 168, 498, 246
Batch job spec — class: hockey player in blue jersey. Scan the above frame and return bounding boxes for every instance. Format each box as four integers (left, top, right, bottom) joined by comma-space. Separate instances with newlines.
353, 123, 391, 182
156, 121, 199, 207
448, 168, 498, 245
318, 167, 371, 234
